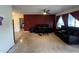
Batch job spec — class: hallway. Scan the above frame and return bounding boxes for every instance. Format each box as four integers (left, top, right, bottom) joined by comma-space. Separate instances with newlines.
8, 31, 79, 53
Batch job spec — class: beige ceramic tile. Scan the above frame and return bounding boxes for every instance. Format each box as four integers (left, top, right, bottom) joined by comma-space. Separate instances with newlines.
8, 31, 79, 53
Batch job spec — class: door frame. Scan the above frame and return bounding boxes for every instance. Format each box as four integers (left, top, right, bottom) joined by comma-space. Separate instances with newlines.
12, 20, 16, 43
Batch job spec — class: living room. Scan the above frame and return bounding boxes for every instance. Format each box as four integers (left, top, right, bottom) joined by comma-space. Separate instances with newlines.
1, 5, 79, 53
10, 5, 79, 52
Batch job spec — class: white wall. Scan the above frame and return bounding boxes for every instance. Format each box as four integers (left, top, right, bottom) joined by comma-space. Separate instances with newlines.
0, 6, 14, 53
56, 7, 79, 16
12, 11, 23, 32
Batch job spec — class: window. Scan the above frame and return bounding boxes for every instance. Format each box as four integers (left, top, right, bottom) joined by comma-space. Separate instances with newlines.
68, 14, 79, 27
75, 19, 79, 27
57, 16, 64, 28
68, 14, 75, 27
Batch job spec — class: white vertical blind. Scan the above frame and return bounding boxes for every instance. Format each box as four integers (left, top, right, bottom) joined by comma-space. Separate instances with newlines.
57, 16, 64, 28
68, 14, 79, 27
68, 14, 75, 27
75, 19, 79, 27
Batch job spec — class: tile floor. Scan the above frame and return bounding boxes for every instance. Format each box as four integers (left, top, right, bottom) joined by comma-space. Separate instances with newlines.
8, 31, 79, 53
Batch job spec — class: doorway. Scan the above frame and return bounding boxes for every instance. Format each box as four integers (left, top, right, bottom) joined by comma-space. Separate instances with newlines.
19, 18, 24, 31
12, 18, 24, 43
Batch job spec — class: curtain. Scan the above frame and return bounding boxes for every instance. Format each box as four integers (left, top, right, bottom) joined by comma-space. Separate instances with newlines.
62, 14, 68, 27
71, 10, 79, 20
56, 16, 60, 24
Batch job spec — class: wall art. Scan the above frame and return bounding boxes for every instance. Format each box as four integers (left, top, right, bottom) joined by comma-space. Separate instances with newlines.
0, 16, 3, 25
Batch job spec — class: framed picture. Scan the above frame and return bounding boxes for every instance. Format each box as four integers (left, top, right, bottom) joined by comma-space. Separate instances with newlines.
0, 16, 3, 25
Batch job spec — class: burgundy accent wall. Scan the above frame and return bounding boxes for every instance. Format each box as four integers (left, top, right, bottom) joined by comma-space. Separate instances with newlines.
24, 15, 56, 31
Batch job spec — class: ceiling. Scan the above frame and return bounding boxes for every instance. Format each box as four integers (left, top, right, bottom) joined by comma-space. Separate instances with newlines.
12, 5, 79, 14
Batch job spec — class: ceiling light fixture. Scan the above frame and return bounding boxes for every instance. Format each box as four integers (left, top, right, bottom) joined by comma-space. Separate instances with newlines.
43, 9, 50, 15
43, 12, 47, 15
